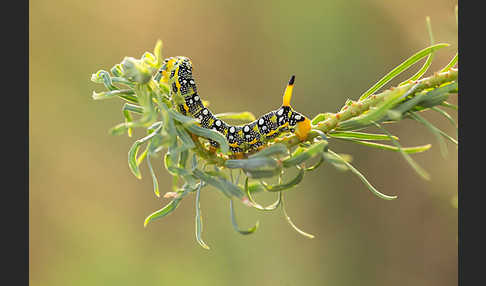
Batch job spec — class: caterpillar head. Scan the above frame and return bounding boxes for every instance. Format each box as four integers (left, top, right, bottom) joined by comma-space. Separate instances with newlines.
282, 75, 311, 141
158, 56, 192, 83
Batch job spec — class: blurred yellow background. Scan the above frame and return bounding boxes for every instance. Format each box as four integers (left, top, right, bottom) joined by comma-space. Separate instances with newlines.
30, 0, 458, 285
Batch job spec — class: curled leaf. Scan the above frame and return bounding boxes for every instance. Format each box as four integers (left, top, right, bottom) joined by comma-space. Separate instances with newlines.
281, 192, 314, 239
283, 141, 328, 168
326, 149, 398, 200
244, 178, 281, 211
230, 200, 259, 235
144, 185, 192, 227
261, 167, 305, 192
195, 184, 210, 250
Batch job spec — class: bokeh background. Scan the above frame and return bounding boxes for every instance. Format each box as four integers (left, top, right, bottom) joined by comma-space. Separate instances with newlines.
30, 0, 458, 285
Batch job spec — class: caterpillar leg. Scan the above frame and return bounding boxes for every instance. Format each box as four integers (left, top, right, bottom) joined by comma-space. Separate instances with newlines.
229, 152, 245, 159
209, 145, 218, 153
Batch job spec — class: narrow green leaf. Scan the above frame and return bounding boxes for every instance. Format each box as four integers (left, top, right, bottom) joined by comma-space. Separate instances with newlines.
146, 154, 160, 197
328, 131, 398, 141
390, 81, 456, 119
415, 82, 457, 109
92, 89, 135, 100
110, 64, 123, 77
409, 112, 457, 145
430, 107, 457, 136
128, 141, 143, 179
128, 125, 163, 178
123, 111, 133, 137
399, 16, 435, 85
91, 70, 118, 90
195, 184, 210, 250
226, 156, 282, 179
311, 113, 332, 125
229, 200, 259, 235
326, 149, 398, 200
340, 85, 420, 131
440, 53, 458, 72
261, 167, 305, 192
179, 150, 189, 169
245, 181, 266, 194
226, 157, 279, 170
244, 178, 281, 211
374, 123, 431, 180
347, 140, 432, 154
109, 122, 130, 136
322, 152, 349, 171
304, 155, 324, 171
122, 103, 143, 114
311, 129, 329, 141
193, 169, 245, 199
122, 105, 136, 137
248, 143, 289, 159
389, 90, 429, 117
117, 93, 139, 104
359, 43, 448, 101
144, 187, 190, 227
281, 192, 315, 239
164, 149, 191, 177
191, 153, 198, 171
441, 101, 458, 110
175, 124, 196, 150
407, 112, 456, 159
245, 169, 283, 179
111, 76, 136, 88
136, 144, 149, 166
282, 141, 328, 168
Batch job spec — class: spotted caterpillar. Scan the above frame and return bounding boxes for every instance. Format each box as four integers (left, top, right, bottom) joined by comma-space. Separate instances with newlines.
157, 56, 311, 158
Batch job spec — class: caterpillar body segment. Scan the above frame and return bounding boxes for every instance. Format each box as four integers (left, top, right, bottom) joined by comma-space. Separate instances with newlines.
157, 56, 311, 156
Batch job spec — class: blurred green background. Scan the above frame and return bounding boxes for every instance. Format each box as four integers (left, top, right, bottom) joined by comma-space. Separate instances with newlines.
30, 0, 458, 285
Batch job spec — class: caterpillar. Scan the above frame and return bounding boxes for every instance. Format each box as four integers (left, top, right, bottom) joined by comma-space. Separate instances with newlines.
157, 56, 311, 158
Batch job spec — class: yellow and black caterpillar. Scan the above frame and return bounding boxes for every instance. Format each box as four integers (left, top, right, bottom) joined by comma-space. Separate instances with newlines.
157, 56, 311, 157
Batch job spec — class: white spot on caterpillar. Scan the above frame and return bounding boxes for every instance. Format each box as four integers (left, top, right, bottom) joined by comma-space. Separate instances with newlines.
243, 126, 250, 132
229, 135, 234, 140
183, 80, 187, 84
189, 99, 193, 104
245, 135, 251, 139
258, 118, 264, 125
198, 115, 203, 120
277, 109, 284, 116
262, 126, 267, 131
295, 115, 302, 120
190, 80, 195, 84
194, 95, 199, 101
229, 126, 236, 133
215, 120, 221, 127
279, 117, 284, 122
202, 109, 209, 115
